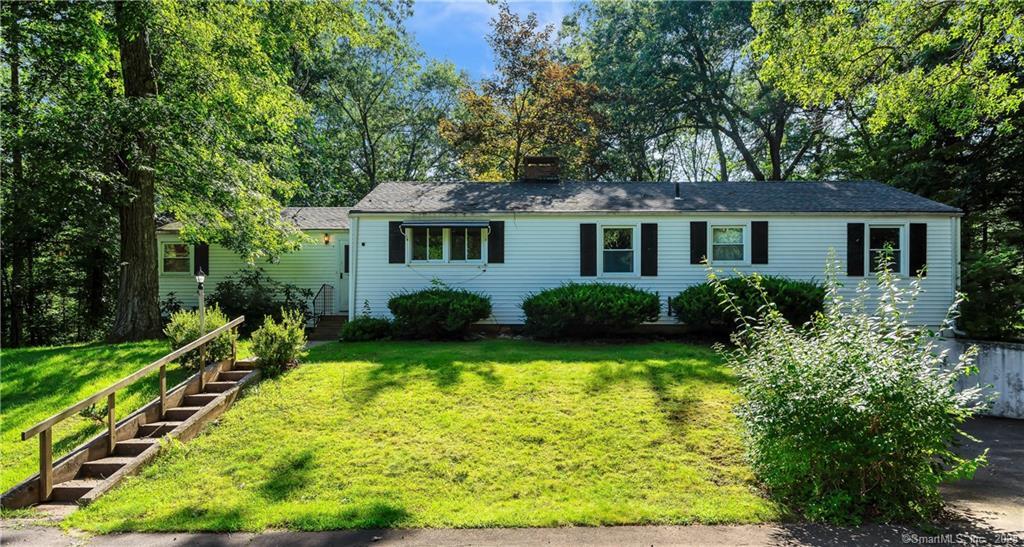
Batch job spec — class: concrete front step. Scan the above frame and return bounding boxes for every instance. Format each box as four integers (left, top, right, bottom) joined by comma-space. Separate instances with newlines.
137, 421, 183, 437
77, 457, 135, 479
113, 438, 158, 457
49, 479, 102, 502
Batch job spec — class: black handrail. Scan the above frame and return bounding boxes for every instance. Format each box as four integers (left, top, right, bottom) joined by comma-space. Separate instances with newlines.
310, 283, 333, 328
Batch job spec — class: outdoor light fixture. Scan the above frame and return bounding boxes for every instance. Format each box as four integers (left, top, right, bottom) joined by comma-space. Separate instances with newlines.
195, 268, 206, 287
323, 233, 331, 245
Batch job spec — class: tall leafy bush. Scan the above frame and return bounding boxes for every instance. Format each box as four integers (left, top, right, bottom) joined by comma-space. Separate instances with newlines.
671, 276, 824, 335
210, 268, 313, 334
387, 282, 491, 339
714, 257, 987, 523
163, 305, 236, 370
521, 283, 660, 338
250, 309, 307, 376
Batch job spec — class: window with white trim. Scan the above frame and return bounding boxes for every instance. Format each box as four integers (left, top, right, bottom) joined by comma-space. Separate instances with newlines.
408, 227, 485, 263
602, 226, 635, 274
868, 225, 902, 273
711, 225, 745, 262
161, 243, 191, 274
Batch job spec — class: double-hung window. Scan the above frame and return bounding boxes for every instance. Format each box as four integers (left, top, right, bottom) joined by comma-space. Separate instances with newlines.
602, 226, 635, 274
711, 225, 745, 263
411, 227, 444, 262
450, 227, 483, 262
161, 242, 192, 274
408, 226, 485, 263
868, 225, 902, 273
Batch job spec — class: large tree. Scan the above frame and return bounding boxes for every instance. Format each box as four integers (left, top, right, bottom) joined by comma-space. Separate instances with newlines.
568, 1, 828, 181
441, 3, 602, 181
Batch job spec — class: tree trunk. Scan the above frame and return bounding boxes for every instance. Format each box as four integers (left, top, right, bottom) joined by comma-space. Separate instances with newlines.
108, 1, 162, 342
710, 124, 728, 181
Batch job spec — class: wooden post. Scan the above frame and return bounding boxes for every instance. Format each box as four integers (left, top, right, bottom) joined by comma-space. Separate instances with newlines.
39, 428, 52, 502
231, 329, 237, 366
199, 342, 206, 391
159, 364, 167, 417
107, 392, 116, 455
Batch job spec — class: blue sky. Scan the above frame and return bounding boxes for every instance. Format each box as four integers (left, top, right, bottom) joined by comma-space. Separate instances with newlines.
406, 0, 578, 81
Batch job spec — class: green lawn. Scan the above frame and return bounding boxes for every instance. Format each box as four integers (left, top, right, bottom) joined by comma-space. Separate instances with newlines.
0, 340, 190, 492
66, 340, 780, 532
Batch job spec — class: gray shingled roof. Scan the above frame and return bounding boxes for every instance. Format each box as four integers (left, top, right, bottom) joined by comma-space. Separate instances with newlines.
350, 181, 960, 214
158, 207, 351, 232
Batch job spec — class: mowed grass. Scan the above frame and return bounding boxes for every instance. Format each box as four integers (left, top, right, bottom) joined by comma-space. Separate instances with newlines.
67, 340, 779, 532
0, 340, 190, 492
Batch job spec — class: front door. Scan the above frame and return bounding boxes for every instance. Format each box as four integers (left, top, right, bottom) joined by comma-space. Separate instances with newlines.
337, 233, 350, 313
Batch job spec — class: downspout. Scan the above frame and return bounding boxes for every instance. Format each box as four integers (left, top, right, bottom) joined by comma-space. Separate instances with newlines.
348, 216, 359, 317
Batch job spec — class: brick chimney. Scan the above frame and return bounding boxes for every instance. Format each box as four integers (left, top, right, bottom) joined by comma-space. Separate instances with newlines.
520, 156, 560, 182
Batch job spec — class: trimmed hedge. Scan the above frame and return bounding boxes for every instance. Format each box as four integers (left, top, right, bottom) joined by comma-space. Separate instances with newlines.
340, 316, 393, 342
250, 309, 307, 377
521, 282, 660, 338
387, 285, 492, 339
670, 276, 824, 335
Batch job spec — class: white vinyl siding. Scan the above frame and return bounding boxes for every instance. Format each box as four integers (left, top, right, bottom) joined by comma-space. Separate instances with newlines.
157, 230, 349, 314
350, 213, 958, 326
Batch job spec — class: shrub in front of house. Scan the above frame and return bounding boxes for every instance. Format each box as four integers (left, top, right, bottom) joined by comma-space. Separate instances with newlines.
210, 268, 313, 335
250, 309, 307, 376
387, 283, 492, 339
520, 282, 660, 338
163, 305, 236, 370
340, 316, 393, 342
670, 276, 824, 335
716, 258, 987, 524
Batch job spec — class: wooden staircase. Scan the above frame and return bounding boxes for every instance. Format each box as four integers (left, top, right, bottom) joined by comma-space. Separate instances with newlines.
46, 361, 258, 504
2, 316, 260, 510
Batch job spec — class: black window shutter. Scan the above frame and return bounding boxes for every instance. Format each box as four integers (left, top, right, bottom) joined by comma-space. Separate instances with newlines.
580, 223, 597, 276
751, 221, 768, 264
194, 244, 209, 275
388, 221, 405, 264
847, 223, 865, 276
689, 221, 707, 264
909, 223, 927, 277
344, 244, 350, 274
641, 223, 658, 276
488, 221, 505, 263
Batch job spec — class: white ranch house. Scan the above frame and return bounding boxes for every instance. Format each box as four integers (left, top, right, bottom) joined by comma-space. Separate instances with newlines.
158, 163, 962, 330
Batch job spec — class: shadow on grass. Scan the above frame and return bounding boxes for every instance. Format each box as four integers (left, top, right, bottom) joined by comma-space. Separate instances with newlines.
259, 450, 317, 501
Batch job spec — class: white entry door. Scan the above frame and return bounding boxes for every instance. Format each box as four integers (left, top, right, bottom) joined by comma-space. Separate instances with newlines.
337, 233, 350, 314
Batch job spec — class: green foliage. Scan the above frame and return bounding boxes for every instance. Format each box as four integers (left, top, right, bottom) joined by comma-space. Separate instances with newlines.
671, 276, 824, 336
163, 305, 236, 370
752, 1, 1024, 138
340, 316, 393, 342
64, 340, 779, 532
250, 309, 307, 377
715, 258, 987, 523
387, 283, 492, 339
210, 269, 312, 335
960, 248, 1024, 342
520, 283, 660, 338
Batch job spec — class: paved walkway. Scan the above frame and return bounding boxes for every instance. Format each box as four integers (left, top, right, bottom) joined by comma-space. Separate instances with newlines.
4, 418, 1021, 546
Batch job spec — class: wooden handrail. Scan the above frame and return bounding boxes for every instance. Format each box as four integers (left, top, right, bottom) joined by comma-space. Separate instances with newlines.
22, 316, 244, 441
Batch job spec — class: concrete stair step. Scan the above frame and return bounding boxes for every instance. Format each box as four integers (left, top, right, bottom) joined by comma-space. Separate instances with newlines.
137, 421, 183, 437
217, 370, 249, 382
203, 381, 236, 393
77, 457, 135, 479
49, 479, 101, 502
183, 393, 220, 406
164, 406, 203, 421
113, 438, 158, 457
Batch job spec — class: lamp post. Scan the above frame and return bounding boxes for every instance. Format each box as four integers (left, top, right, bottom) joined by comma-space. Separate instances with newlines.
196, 268, 206, 389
